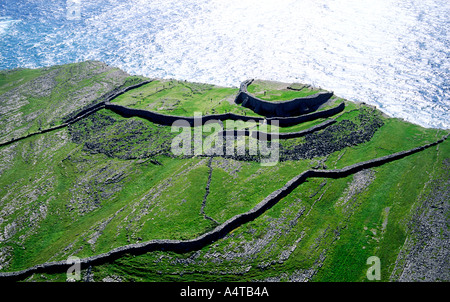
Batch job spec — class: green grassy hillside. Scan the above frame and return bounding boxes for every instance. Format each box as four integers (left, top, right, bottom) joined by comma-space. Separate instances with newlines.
0, 61, 448, 282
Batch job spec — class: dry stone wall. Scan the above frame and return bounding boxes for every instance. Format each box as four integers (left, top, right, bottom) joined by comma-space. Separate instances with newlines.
1, 134, 446, 281
235, 79, 334, 117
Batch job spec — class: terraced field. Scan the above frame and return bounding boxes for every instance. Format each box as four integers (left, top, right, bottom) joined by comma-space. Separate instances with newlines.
0, 61, 448, 282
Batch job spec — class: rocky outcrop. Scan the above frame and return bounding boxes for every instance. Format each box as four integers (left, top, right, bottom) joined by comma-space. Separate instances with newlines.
1, 134, 446, 281
235, 79, 334, 117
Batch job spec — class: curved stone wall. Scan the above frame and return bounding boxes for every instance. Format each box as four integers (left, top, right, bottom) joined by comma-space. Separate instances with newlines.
235, 79, 334, 117
105, 103, 265, 127
106, 101, 344, 129
64, 102, 106, 123
217, 119, 336, 141
267, 102, 345, 127
0, 79, 343, 147
251, 119, 337, 140
1, 134, 446, 281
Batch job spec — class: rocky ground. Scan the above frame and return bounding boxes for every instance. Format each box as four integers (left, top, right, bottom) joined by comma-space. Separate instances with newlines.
279, 107, 384, 161
0, 61, 130, 143
68, 111, 176, 160
390, 158, 449, 282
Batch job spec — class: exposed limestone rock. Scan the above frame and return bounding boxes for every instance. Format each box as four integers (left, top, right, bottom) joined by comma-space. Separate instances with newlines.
390, 158, 450, 282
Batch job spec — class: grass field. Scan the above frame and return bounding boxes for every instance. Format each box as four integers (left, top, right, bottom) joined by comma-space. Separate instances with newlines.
111, 79, 262, 117
247, 79, 325, 102
0, 62, 448, 282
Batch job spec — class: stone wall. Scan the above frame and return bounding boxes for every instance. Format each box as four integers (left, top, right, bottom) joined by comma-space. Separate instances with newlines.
106, 102, 344, 128
267, 102, 345, 127
0, 80, 153, 147
64, 80, 153, 123
235, 79, 334, 117
1, 134, 446, 280
105, 103, 264, 127
252, 119, 336, 140
218, 119, 336, 141
0, 78, 343, 147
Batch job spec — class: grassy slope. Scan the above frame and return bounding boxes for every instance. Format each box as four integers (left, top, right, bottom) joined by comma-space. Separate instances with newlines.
84, 128, 447, 282
0, 61, 130, 143
0, 64, 448, 282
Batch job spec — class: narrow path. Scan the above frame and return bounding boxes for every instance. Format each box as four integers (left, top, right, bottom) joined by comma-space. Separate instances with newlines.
0, 134, 446, 281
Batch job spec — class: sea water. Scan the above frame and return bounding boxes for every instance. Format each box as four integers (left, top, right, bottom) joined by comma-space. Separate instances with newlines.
0, 0, 448, 129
